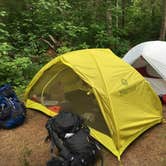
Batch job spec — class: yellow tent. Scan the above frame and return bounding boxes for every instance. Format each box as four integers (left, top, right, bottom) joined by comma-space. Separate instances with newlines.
24, 49, 162, 160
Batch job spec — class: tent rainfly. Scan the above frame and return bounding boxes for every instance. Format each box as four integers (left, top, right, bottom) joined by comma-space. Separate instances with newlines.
25, 49, 162, 160
123, 41, 166, 96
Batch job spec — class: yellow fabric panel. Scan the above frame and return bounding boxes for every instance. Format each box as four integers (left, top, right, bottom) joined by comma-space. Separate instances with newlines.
60, 49, 162, 151
60, 49, 120, 145
90, 127, 120, 160
119, 119, 161, 155
110, 79, 162, 154
26, 99, 57, 117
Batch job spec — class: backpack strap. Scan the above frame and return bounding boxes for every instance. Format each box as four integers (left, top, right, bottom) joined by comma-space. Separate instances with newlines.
0, 96, 12, 120
46, 119, 74, 161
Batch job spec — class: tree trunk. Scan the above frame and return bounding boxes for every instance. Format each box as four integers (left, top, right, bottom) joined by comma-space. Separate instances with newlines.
106, 0, 112, 35
121, 0, 126, 28
115, 0, 119, 28
92, 0, 102, 22
151, 0, 155, 24
159, 0, 166, 40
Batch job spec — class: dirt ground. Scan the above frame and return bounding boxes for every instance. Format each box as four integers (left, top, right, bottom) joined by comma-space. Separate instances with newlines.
0, 106, 165, 166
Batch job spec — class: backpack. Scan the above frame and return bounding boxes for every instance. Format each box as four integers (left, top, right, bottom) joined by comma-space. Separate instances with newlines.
47, 111, 84, 139
46, 110, 101, 166
0, 84, 26, 129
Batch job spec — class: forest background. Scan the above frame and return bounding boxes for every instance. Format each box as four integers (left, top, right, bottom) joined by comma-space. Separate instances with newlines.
0, 0, 166, 96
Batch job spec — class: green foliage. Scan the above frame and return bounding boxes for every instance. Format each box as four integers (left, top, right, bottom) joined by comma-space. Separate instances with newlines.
0, 56, 32, 86
0, 42, 13, 55
57, 46, 72, 54
125, 0, 162, 44
0, 11, 14, 55
0, 0, 163, 93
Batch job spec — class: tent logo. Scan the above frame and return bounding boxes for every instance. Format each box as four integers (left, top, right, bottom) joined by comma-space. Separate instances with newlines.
119, 86, 136, 95
121, 79, 128, 86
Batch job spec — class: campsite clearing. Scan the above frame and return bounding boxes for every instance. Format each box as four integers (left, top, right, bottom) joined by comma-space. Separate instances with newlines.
0, 105, 165, 166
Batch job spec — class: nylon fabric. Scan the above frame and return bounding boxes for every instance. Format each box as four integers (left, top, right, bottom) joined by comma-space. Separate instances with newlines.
25, 48, 162, 159
123, 41, 166, 94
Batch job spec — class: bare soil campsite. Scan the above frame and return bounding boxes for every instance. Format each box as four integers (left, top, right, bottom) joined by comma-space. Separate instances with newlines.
0, 105, 165, 166
1, 1, 166, 166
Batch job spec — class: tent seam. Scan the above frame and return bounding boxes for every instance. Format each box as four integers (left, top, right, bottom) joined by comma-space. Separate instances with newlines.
89, 51, 120, 149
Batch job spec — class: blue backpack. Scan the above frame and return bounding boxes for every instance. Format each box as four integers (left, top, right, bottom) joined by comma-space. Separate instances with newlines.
0, 84, 26, 129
